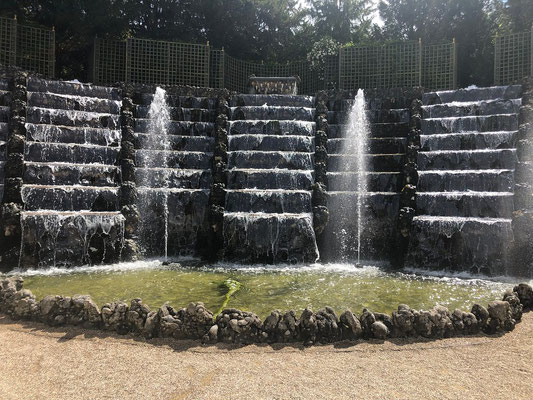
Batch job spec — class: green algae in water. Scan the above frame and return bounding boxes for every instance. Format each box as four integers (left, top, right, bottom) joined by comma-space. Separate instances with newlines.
17, 261, 518, 319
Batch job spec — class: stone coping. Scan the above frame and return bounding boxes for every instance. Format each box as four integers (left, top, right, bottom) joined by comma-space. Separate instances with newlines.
1, 277, 532, 346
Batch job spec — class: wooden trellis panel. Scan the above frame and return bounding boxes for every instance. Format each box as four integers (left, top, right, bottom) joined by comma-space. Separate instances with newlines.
0, 16, 55, 77
494, 28, 532, 85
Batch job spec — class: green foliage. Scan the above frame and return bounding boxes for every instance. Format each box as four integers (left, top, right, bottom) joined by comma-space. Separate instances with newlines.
306, 0, 374, 44
307, 36, 340, 79
214, 278, 242, 319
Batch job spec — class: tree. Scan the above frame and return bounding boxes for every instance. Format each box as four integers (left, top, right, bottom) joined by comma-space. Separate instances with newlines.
306, 0, 374, 44
504, 0, 533, 32
378, 0, 498, 86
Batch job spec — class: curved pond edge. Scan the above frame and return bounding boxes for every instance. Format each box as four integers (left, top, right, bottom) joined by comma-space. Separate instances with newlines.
1, 276, 532, 346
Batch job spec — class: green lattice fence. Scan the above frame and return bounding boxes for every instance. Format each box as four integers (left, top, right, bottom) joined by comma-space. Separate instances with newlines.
422, 40, 457, 90
494, 27, 532, 85
93, 38, 210, 86
209, 49, 225, 89
339, 41, 421, 90
339, 40, 456, 91
93, 38, 126, 84
323, 54, 339, 89
0, 16, 17, 67
0, 16, 55, 76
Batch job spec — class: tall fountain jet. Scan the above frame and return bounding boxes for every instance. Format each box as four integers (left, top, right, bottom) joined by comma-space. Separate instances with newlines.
338, 89, 370, 263
138, 87, 171, 261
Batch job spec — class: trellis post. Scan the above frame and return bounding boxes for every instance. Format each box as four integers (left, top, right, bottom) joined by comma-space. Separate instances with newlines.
452, 38, 457, 89
494, 33, 500, 85
418, 38, 422, 87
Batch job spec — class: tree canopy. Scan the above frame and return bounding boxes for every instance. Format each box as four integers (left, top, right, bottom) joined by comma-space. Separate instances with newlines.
0, 0, 530, 85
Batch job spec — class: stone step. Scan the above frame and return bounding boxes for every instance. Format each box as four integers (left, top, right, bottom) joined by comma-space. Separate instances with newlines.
417, 149, 516, 170
134, 93, 217, 109
228, 150, 313, 170
230, 106, 315, 121
327, 153, 405, 172
418, 169, 514, 192
136, 188, 210, 257
19, 210, 124, 268
225, 189, 312, 213
24, 162, 120, 187
328, 97, 414, 111
0, 141, 5, 161
228, 134, 314, 152
223, 212, 318, 263
27, 77, 121, 100
328, 122, 408, 139
423, 85, 522, 105
134, 133, 214, 152
320, 192, 400, 262
134, 120, 214, 136
230, 94, 314, 108
227, 168, 314, 190
26, 107, 120, 129
0, 122, 8, 141
135, 105, 216, 122
0, 90, 12, 106
328, 137, 407, 154
27, 92, 121, 114
135, 149, 212, 169
422, 99, 521, 118
0, 105, 9, 122
420, 131, 516, 151
328, 108, 410, 124
416, 192, 514, 218
327, 171, 401, 192
228, 120, 315, 136
21, 185, 119, 211
421, 115, 518, 134
25, 123, 121, 147
406, 216, 513, 274
327, 191, 400, 214
25, 142, 120, 165
136, 168, 212, 189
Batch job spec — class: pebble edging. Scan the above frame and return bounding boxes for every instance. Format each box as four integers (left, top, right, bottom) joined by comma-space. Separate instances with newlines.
1, 277, 532, 346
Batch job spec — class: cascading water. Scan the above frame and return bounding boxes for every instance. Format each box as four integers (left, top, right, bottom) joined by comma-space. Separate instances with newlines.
138, 87, 171, 261
338, 89, 370, 263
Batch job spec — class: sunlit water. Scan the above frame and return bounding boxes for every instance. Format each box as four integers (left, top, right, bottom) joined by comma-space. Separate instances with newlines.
6, 260, 524, 319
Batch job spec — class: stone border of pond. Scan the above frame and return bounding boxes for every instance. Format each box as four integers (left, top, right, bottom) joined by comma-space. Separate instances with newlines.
1, 276, 532, 346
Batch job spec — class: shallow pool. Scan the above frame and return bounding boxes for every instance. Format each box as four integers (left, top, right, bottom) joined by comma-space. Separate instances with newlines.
10, 260, 521, 318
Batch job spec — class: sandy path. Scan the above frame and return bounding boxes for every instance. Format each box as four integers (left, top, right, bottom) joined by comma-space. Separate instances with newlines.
0, 314, 532, 400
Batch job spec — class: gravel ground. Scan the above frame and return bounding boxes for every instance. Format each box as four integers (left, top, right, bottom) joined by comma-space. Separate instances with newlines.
0, 313, 532, 400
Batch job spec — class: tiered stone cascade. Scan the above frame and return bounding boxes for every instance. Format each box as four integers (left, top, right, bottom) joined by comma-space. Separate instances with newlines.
0, 72, 26, 269
407, 85, 523, 274
510, 78, 533, 277
18, 77, 125, 267
132, 89, 218, 257
321, 89, 418, 261
223, 94, 319, 263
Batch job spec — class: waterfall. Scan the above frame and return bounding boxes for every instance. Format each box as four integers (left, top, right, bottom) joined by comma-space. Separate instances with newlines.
140, 87, 171, 261
339, 89, 370, 263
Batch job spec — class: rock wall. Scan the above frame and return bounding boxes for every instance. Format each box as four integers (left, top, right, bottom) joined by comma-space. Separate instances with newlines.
0, 71, 27, 269
1, 276, 531, 345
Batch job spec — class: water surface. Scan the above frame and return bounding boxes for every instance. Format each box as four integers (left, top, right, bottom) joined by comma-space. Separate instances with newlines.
12, 260, 519, 318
